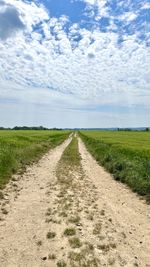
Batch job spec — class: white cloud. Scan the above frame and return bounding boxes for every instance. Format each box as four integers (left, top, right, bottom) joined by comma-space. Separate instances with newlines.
118, 11, 137, 22
0, 0, 150, 127
141, 3, 150, 10
83, 0, 109, 19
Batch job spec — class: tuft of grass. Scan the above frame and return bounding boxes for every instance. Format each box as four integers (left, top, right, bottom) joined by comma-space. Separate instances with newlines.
97, 243, 110, 252
100, 209, 105, 216
85, 242, 94, 251
59, 211, 68, 217
93, 222, 102, 235
69, 250, 99, 267
37, 240, 42, 246
87, 214, 94, 221
0, 191, 4, 199
48, 253, 56, 260
69, 251, 83, 263
2, 208, 8, 215
69, 237, 82, 248
46, 231, 56, 239
57, 260, 67, 267
108, 257, 115, 265
68, 215, 80, 224
64, 227, 76, 236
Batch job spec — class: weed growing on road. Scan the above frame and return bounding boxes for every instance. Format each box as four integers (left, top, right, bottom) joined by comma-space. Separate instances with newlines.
47, 231, 56, 239
69, 237, 82, 248
57, 260, 67, 267
68, 215, 80, 224
36, 240, 42, 246
64, 227, 76, 236
48, 253, 56, 260
93, 222, 102, 235
0, 191, 4, 199
2, 208, 8, 215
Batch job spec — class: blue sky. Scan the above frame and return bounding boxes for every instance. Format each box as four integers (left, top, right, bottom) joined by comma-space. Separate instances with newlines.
0, 0, 150, 127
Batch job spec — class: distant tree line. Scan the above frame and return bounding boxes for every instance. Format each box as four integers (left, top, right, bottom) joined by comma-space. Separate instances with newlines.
0, 126, 62, 130
117, 128, 149, 131
117, 128, 132, 131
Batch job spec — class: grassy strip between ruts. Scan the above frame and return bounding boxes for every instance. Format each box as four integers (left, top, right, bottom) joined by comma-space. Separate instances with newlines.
58, 135, 81, 167
79, 131, 150, 202
54, 136, 100, 266
0, 130, 70, 189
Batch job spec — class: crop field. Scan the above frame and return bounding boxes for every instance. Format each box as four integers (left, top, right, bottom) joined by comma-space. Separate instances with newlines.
80, 131, 150, 200
0, 130, 70, 189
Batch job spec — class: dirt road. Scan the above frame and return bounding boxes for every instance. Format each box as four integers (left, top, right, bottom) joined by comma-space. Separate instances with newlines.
0, 136, 149, 267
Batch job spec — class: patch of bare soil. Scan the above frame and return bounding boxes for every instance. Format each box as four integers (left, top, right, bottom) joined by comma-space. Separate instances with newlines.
78, 137, 150, 267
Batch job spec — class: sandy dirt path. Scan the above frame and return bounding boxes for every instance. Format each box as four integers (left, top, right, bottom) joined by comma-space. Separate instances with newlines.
0, 137, 71, 267
78, 138, 150, 267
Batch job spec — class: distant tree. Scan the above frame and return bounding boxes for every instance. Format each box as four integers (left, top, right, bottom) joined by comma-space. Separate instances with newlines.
117, 128, 132, 131
145, 127, 149, 131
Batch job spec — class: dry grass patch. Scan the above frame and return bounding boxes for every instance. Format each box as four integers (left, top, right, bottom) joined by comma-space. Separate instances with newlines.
48, 253, 56, 260
47, 231, 56, 239
57, 260, 67, 267
0, 191, 4, 199
36, 240, 42, 246
87, 213, 94, 221
68, 215, 80, 224
69, 250, 99, 267
69, 237, 82, 248
59, 211, 68, 217
2, 208, 8, 215
93, 222, 102, 235
45, 208, 52, 216
64, 227, 76, 236
97, 243, 110, 252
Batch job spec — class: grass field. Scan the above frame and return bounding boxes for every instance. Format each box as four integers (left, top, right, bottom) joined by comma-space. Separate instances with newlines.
0, 130, 70, 189
80, 131, 150, 201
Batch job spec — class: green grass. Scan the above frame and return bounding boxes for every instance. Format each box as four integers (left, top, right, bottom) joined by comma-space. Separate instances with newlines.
64, 227, 76, 236
60, 136, 81, 167
69, 237, 82, 248
80, 131, 150, 201
56, 136, 82, 190
0, 130, 70, 189
57, 260, 67, 267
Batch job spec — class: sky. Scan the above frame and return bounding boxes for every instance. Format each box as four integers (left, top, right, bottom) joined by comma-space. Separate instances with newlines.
0, 0, 150, 128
